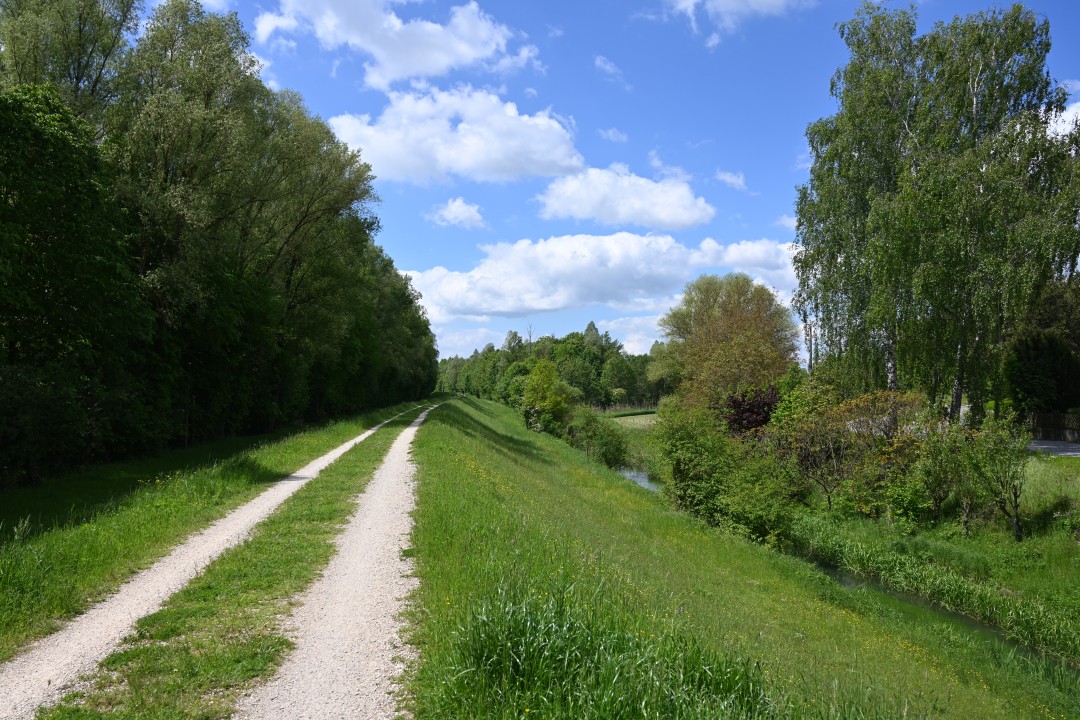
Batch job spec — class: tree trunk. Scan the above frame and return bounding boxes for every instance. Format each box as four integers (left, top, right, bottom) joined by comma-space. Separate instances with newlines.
949, 338, 967, 422
884, 336, 898, 392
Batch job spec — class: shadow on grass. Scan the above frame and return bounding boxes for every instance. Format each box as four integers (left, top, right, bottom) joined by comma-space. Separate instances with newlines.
0, 428, 296, 545
430, 401, 545, 464
1027, 495, 1075, 537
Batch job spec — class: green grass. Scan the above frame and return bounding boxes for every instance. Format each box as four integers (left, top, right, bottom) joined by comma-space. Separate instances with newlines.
38, 407, 424, 719
0, 402, 425, 663
405, 398, 1080, 719
779, 451, 1080, 663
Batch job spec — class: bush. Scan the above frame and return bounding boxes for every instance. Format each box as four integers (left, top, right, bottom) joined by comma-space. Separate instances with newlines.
655, 400, 798, 540
568, 409, 628, 469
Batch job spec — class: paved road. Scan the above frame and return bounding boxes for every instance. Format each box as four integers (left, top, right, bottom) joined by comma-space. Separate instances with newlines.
1029, 439, 1080, 458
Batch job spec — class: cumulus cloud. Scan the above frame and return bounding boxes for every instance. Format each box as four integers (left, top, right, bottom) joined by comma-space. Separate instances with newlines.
254, 0, 534, 89
665, 0, 815, 37
775, 214, 797, 231
694, 237, 798, 292
430, 197, 487, 229
715, 169, 747, 191
405, 233, 797, 324
598, 127, 629, 143
329, 85, 584, 183
407, 233, 700, 322
536, 164, 715, 230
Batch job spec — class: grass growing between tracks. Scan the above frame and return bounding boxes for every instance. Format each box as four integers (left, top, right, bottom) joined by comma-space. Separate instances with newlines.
0, 402, 424, 663
39, 407, 425, 719
406, 398, 1080, 719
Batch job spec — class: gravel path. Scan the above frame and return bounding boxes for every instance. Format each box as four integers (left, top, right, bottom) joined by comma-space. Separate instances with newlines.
233, 406, 433, 720
0, 411, 415, 720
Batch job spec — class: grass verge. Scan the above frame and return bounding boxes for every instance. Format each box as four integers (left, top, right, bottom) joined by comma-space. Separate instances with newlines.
0, 402, 424, 663
406, 398, 1080, 719
37, 407, 424, 719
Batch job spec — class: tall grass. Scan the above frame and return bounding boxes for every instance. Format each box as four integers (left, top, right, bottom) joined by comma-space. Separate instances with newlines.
0, 402, 424, 662
406, 399, 1079, 719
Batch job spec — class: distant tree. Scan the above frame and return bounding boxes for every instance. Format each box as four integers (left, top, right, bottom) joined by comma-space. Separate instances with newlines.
522, 359, 577, 435
656, 273, 797, 411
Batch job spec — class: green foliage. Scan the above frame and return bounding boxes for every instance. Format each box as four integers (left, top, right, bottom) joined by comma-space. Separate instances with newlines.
655, 399, 797, 540
522, 360, 577, 436
410, 398, 1080, 718
970, 413, 1031, 541
795, 2, 1080, 417
0, 0, 438, 485
656, 273, 798, 410
567, 408, 628, 469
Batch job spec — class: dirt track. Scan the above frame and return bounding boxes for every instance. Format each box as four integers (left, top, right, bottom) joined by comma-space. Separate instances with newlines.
0, 411, 416, 720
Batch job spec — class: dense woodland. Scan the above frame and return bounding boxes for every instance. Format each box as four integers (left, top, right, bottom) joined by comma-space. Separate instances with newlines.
0, 0, 438, 487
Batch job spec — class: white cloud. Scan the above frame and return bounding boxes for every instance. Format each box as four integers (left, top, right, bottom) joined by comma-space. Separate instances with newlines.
647, 149, 691, 182
254, 0, 532, 89
407, 233, 705, 322
329, 85, 584, 183
1050, 101, 1080, 138
254, 12, 298, 43
715, 169, 747, 191
774, 214, 798, 231
666, 0, 815, 37
598, 127, 629, 143
598, 316, 663, 355
488, 44, 543, 75
694, 237, 798, 293
434, 327, 503, 358
595, 55, 631, 90
430, 197, 487, 229
405, 233, 797, 324
537, 164, 715, 230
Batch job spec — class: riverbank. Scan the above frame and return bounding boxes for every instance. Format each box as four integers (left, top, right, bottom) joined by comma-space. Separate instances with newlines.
404, 397, 1079, 718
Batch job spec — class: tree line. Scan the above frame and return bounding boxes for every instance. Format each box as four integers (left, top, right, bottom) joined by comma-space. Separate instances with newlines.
0, 0, 438, 486
438, 322, 666, 411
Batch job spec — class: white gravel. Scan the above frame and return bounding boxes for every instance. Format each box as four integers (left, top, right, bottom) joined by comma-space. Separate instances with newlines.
0, 410, 416, 720
233, 406, 434, 720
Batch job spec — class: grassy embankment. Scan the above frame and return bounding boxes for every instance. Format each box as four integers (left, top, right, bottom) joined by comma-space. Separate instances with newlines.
617, 412, 1080, 665
406, 398, 1079, 719
0, 401, 425, 663
782, 454, 1080, 662
37, 406, 426, 719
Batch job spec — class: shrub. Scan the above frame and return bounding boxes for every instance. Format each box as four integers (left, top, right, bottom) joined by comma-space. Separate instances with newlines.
568, 409, 628, 469
718, 385, 779, 435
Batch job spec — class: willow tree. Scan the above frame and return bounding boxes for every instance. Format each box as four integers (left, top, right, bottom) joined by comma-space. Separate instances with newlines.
795, 2, 1080, 419
656, 273, 798, 411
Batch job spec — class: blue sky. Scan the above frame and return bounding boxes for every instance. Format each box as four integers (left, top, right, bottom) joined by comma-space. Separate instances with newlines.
192, 0, 1080, 357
